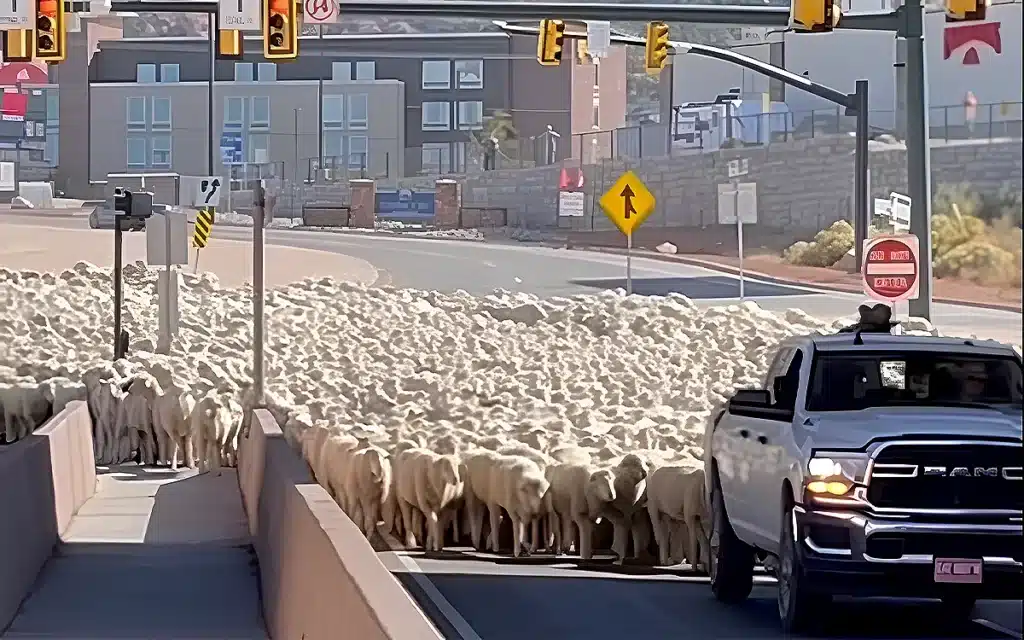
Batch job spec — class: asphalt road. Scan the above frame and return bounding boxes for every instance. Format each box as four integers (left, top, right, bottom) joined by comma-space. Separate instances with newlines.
1, 213, 1020, 342
380, 548, 1022, 640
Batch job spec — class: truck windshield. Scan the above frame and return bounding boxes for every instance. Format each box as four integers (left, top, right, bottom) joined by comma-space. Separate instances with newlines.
806, 352, 1023, 412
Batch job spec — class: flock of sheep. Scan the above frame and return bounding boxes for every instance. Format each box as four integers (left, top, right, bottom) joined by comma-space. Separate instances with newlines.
2, 260, 914, 563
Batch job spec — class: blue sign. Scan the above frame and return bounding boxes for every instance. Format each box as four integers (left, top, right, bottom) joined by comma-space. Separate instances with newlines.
220, 131, 243, 164
375, 189, 435, 220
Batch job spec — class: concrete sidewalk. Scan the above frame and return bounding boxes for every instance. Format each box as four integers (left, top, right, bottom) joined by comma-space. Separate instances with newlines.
3, 466, 267, 639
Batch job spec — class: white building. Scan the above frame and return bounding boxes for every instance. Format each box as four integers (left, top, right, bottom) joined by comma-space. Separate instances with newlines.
671, 0, 1022, 133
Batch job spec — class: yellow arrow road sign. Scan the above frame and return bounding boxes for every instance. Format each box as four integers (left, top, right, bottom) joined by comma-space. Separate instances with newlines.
599, 170, 656, 236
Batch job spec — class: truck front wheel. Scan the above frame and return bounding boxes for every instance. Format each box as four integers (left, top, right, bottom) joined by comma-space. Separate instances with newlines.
709, 475, 755, 603
778, 504, 830, 633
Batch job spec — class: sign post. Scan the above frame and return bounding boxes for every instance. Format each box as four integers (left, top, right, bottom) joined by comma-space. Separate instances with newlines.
725, 158, 750, 299
862, 234, 921, 312
217, 0, 260, 29
599, 170, 656, 295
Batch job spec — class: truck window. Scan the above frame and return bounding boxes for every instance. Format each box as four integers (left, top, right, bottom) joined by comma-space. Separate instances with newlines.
806, 352, 1023, 412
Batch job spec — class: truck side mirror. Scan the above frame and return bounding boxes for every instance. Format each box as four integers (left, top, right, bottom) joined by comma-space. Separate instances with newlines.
730, 389, 772, 409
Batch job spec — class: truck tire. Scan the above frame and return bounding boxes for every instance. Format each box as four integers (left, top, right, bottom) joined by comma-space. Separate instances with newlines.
777, 504, 829, 633
709, 474, 755, 603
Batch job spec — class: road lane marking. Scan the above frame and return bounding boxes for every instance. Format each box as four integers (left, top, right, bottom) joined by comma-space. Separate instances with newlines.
379, 530, 482, 640
975, 618, 1023, 639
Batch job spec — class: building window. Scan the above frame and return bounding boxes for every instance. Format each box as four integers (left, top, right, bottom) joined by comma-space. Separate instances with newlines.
151, 97, 172, 129
457, 101, 483, 130
225, 97, 245, 126
249, 133, 269, 163
421, 143, 449, 173
354, 61, 375, 80
421, 101, 450, 131
324, 131, 343, 160
234, 62, 254, 82
126, 97, 146, 128
251, 96, 270, 128
348, 135, 367, 169
421, 61, 450, 90
331, 61, 351, 81
159, 64, 179, 83
151, 135, 172, 167
323, 95, 344, 125
347, 94, 368, 129
257, 63, 277, 81
126, 137, 147, 168
136, 63, 156, 83
455, 60, 484, 89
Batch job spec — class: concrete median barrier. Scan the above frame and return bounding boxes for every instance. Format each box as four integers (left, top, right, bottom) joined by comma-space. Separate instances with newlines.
238, 409, 442, 640
0, 401, 97, 630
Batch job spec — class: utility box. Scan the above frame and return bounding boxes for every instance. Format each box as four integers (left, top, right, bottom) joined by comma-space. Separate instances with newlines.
146, 210, 190, 266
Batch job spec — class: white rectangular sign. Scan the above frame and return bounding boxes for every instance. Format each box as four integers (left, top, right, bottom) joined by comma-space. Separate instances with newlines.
303, 0, 339, 24
0, 0, 32, 30
586, 21, 611, 59
558, 191, 586, 217
717, 182, 758, 225
218, 0, 261, 30
146, 211, 190, 266
196, 176, 223, 208
0, 161, 14, 191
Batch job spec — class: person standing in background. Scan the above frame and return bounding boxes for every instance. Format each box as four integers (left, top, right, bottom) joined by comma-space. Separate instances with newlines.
964, 91, 978, 136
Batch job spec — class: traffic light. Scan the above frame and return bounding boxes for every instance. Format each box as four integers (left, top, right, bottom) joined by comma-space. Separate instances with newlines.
537, 19, 565, 66
945, 0, 988, 21
263, 0, 298, 60
217, 29, 244, 60
644, 21, 670, 75
35, 0, 67, 63
789, 0, 838, 32
1, 30, 33, 63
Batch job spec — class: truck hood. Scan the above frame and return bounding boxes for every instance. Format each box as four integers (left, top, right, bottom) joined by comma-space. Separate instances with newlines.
804, 406, 1022, 449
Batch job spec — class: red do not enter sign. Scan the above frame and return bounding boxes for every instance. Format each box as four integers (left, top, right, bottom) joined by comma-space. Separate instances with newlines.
862, 235, 920, 302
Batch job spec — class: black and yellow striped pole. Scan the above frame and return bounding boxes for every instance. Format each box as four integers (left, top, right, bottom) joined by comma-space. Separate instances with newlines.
192, 207, 215, 272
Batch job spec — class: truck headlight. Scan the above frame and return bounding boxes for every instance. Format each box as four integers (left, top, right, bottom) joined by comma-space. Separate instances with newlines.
806, 453, 870, 497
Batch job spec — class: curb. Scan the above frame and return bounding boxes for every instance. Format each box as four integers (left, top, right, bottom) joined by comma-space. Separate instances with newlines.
573, 245, 1023, 314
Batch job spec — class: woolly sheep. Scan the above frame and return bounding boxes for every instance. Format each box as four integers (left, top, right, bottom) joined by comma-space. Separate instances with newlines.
487, 455, 550, 558
0, 381, 52, 443
341, 446, 393, 537
319, 432, 361, 508
152, 382, 196, 471
395, 448, 463, 552
39, 377, 87, 415
191, 393, 233, 474
646, 464, 706, 567
545, 462, 613, 558
119, 374, 161, 465
596, 454, 651, 561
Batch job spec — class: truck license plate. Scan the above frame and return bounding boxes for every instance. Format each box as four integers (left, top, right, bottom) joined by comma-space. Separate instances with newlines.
934, 558, 983, 584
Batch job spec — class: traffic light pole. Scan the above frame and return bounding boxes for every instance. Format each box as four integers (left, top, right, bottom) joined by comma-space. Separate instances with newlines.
103, 0, 931, 320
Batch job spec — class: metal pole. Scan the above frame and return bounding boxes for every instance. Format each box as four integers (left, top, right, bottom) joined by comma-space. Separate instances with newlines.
853, 79, 869, 272
625, 231, 633, 295
208, 13, 216, 176
734, 179, 744, 300
162, 212, 172, 353
252, 182, 266, 403
903, 0, 932, 320
113, 219, 124, 361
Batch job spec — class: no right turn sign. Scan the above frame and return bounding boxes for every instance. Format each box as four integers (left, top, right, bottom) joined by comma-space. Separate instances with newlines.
862, 235, 920, 302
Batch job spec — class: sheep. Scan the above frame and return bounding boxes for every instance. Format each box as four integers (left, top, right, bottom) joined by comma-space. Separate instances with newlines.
381, 439, 424, 539
39, 377, 87, 415
487, 455, 550, 558
546, 463, 615, 559
341, 446, 393, 537
191, 392, 233, 474
119, 374, 161, 465
0, 381, 52, 443
461, 448, 504, 551
319, 432, 361, 508
595, 453, 651, 562
152, 382, 196, 471
395, 448, 463, 552
646, 464, 707, 567
497, 443, 553, 551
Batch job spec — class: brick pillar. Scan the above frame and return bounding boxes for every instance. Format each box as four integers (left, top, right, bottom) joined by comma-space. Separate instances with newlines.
433, 179, 459, 228
349, 179, 376, 228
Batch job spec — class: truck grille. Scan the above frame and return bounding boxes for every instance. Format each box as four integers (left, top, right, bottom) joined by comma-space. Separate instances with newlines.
866, 443, 1023, 511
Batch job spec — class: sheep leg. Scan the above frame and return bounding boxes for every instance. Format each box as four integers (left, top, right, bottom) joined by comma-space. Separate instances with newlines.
687, 516, 704, 572
411, 508, 426, 549
425, 510, 442, 552
648, 507, 670, 566
468, 498, 486, 551
631, 514, 652, 560
510, 514, 525, 558
561, 514, 576, 555
398, 499, 418, 548
486, 503, 502, 553
362, 499, 381, 538
527, 517, 540, 553
548, 512, 561, 554
670, 522, 688, 565
611, 519, 629, 562
576, 516, 595, 561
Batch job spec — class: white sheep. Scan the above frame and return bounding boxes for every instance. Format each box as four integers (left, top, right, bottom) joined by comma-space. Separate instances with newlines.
152, 382, 196, 471
461, 448, 503, 551
546, 463, 615, 559
341, 446, 393, 537
596, 453, 651, 562
40, 377, 87, 415
395, 448, 463, 551
119, 374, 161, 465
381, 439, 423, 539
646, 464, 707, 567
191, 393, 233, 474
0, 381, 52, 443
487, 455, 550, 558
319, 432, 361, 508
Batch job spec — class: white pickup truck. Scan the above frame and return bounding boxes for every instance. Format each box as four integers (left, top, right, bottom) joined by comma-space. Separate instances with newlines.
703, 305, 1023, 633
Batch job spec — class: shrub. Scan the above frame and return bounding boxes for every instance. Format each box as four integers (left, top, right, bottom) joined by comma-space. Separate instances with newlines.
782, 220, 854, 267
